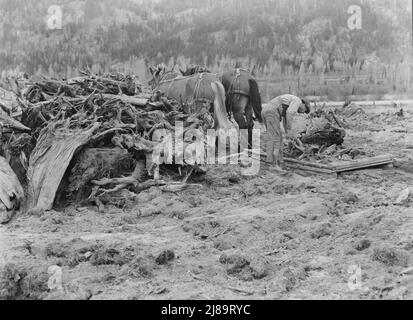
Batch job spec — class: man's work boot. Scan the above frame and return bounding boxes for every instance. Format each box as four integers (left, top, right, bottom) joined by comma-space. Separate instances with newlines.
272, 149, 287, 173
278, 149, 286, 169
265, 141, 275, 164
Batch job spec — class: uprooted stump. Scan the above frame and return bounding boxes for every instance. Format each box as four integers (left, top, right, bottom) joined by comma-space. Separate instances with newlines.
65, 147, 136, 203
89, 160, 152, 210
26, 121, 100, 214
300, 122, 346, 147
284, 108, 348, 161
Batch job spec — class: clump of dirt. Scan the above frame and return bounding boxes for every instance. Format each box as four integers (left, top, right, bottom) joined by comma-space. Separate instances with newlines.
44, 287, 93, 300
90, 247, 135, 266
354, 239, 372, 251
0, 264, 24, 300
213, 236, 237, 251
183, 219, 228, 240
0, 263, 49, 300
45, 239, 142, 268
249, 257, 269, 280
219, 252, 249, 273
139, 205, 164, 218
341, 191, 359, 204
281, 268, 297, 292
126, 257, 157, 278
310, 223, 333, 239
155, 250, 175, 265
44, 239, 101, 267
197, 165, 246, 187
219, 251, 268, 281
372, 247, 409, 267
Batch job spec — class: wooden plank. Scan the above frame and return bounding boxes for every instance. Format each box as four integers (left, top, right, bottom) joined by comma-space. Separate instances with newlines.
334, 161, 393, 173
284, 157, 332, 170
329, 154, 392, 168
333, 160, 393, 171
250, 149, 393, 174
250, 150, 336, 175
284, 163, 337, 175
248, 151, 336, 176
330, 155, 393, 172
250, 150, 332, 169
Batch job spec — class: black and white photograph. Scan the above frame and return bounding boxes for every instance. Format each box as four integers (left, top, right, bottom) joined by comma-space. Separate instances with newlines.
0, 0, 413, 304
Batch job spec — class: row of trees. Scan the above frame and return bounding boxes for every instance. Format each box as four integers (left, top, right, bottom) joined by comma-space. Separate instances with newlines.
0, 0, 411, 79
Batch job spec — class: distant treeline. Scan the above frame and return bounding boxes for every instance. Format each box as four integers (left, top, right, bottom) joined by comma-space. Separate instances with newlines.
0, 0, 411, 80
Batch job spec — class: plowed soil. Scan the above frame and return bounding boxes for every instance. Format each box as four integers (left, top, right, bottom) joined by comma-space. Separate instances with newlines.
1, 105, 413, 300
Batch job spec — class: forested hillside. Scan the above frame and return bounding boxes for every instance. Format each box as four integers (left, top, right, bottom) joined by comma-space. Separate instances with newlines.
0, 0, 411, 79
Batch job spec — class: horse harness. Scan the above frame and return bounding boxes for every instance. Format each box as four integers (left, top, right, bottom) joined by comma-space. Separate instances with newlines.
158, 69, 253, 118
157, 73, 181, 98
159, 72, 213, 107
191, 73, 205, 104
224, 68, 250, 118
226, 68, 250, 98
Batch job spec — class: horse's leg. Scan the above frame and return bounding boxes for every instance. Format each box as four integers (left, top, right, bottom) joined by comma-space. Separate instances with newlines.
245, 102, 254, 149
232, 96, 249, 153
233, 110, 247, 153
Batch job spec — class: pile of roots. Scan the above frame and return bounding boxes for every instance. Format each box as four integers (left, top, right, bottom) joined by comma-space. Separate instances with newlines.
284, 108, 351, 162
0, 71, 216, 219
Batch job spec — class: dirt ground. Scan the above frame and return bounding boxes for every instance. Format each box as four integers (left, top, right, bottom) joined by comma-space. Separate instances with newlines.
1, 104, 413, 300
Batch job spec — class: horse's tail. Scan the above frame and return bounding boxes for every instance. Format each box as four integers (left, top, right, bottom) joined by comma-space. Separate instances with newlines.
211, 81, 231, 131
248, 78, 263, 123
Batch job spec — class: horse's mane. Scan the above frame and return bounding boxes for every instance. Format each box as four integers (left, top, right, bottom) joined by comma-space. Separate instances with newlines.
180, 65, 211, 76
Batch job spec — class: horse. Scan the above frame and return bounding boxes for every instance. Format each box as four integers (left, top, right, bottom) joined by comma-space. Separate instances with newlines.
149, 64, 231, 135
220, 68, 262, 147
149, 64, 220, 106
176, 65, 262, 148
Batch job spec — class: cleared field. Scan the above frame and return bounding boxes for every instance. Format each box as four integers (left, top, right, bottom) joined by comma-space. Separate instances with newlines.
1, 103, 412, 300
